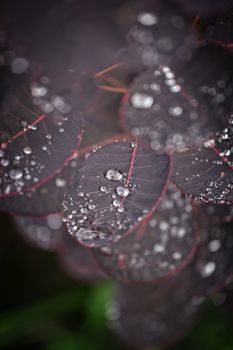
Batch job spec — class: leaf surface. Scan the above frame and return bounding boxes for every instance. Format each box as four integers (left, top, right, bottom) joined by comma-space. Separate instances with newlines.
63, 140, 171, 247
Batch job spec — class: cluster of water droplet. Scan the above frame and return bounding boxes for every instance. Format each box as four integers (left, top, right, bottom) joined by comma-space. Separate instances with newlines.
0, 74, 80, 196
173, 113, 233, 204
123, 66, 215, 152
63, 163, 134, 247
128, 7, 198, 69
94, 187, 194, 282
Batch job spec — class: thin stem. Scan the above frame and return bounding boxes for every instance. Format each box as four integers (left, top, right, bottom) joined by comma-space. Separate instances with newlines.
94, 62, 125, 78
97, 85, 127, 94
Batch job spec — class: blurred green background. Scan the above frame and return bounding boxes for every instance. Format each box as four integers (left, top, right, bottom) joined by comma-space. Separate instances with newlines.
1, 212, 233, 350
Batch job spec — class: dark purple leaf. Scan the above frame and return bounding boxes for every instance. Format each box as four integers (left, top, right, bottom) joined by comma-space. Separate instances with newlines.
56, 231, 107, 283
27, 1, 127, 97
121, 0, 197, 70
0, 136, 130, 216
107, 283, 200, 349
63, 140, 171, 248
93, 187, 198, 283
172, 117, 233, 204
120, 66, 219, 152
0, 75, 83, 197
178, 45, 233, 128
176, 203, 233, 298
1, 0, 126, 90
80, 90, 125, 148
0, 152, 83, 216
14, 213, 63, 251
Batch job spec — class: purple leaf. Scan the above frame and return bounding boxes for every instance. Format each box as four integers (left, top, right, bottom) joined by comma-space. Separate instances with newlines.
0, 78, 83, 197
178, 45, 233, 128
0, 136, 130, 216
121, 0, 197, 70
63, 140, 171, 248
120, 66, 219, 152
176, 203, 233, 298
0, 152, 84, 216
81, 91, 124, 148
172, 117, 233, 203
57, 231, 107, 284
93, 187, 198, 283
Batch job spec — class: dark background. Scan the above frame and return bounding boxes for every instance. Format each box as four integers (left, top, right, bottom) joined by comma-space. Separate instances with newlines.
1, 212, 233, 350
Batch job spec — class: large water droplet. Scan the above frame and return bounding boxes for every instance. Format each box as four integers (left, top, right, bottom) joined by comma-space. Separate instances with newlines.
105, 169, 123, 181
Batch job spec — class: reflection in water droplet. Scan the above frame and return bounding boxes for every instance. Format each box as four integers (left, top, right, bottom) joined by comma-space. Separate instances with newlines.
100, 186, 108, 192
106, 169, 123, 181
117, 206, 124, 213
9, 169, 23, 180
116, 186, 129, 198
23, 146, 32, 155
1, 158, 9, 167
113, 199, 122, 207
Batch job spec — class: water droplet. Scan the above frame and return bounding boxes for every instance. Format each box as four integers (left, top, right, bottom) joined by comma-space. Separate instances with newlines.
9, 168, 23, 180
47, 214, 63, 230
113, 199, 122, 207
100, 186, 108, 192
23, 146, 32, 155
201, 261, 216, 277
117, 206, 124, 213
204, 139, 215, 148
1, 158, 9, 167
173, 251, 182, 260
11, 57, 29, 74
153, 244, 165, 253
137, 12, 159, 26
116, 186, 129, 197
55, 177, 66, 187
169, 84, 181, 93
169, 106, 183, 117
208, 240, 221, 252
105, 169, 123, 181
131, 92, 154, 109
